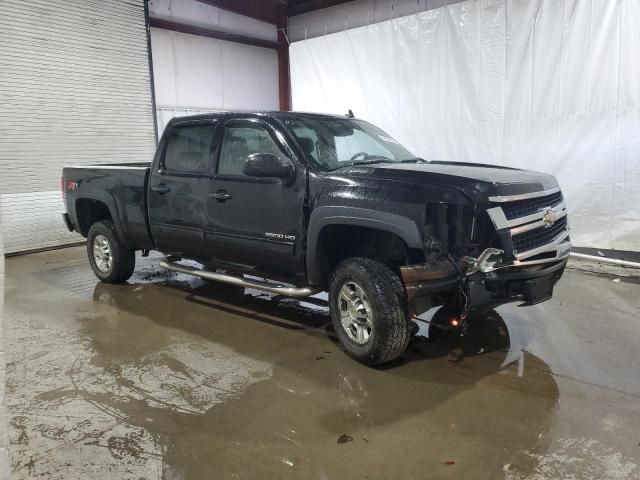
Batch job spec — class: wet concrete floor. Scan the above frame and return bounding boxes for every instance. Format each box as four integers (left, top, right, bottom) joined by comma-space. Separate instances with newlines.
3, 246, 640, 479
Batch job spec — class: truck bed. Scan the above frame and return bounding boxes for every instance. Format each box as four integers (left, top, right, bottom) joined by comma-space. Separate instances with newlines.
69, 162, 151, 169
62, 163, 154, 250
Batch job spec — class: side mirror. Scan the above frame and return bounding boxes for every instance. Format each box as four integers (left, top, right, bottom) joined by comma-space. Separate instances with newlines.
243, 153, 294, 179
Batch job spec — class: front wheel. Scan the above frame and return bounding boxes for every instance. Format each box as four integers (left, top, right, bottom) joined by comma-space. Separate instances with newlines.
87, 220, 135, 283
329, 257, 411, 365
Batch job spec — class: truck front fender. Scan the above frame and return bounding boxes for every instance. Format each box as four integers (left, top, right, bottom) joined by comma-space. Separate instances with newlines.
306, 206, 424, 285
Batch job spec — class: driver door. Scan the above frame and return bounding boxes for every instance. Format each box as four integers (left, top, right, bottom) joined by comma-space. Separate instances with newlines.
204, 119, 306, 275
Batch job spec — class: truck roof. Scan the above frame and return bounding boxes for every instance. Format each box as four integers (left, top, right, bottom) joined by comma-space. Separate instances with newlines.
165, 110, 353, 124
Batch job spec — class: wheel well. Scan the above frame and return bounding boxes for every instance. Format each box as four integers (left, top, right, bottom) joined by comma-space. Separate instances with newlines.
314, 225, 424, 284
76, 199, 112, 236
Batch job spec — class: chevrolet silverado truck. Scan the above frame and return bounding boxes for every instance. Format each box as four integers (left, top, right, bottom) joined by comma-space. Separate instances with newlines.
62, 112, 570, 365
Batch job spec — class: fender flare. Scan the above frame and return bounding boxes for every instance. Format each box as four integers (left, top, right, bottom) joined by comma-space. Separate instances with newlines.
75, 192, 128, 244
306, 206, 423, 285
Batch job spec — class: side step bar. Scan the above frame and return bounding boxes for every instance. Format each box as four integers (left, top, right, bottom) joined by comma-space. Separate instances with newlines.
159, 261, 319, 298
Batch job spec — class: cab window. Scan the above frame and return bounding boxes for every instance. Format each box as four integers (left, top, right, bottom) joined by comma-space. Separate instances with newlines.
218, 124, 287, 176
163, 125, 216, 173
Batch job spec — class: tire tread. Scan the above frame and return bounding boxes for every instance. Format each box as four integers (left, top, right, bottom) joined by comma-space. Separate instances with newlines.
87, 220, 135, 284
330, 257, 411, 365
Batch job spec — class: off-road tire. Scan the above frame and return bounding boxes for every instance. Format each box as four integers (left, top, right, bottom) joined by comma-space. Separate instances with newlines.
87, 220, 135, 283
329, 257, 411, 365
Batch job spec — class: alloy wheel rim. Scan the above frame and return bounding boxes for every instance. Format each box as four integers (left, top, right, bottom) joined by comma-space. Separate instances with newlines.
338, 281, 373, 344
93, 234, 112, 273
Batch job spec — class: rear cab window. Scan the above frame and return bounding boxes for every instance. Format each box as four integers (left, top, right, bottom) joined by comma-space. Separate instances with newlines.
163, 124, 217, 174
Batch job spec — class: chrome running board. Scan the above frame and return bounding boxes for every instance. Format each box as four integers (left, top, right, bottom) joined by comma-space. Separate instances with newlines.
159, 261, 319, 298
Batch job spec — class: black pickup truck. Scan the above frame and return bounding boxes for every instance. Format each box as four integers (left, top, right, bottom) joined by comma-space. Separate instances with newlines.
62, 112, 570, 365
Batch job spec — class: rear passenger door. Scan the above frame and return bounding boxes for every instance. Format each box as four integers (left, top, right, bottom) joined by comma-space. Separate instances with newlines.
148, 120, 218, 256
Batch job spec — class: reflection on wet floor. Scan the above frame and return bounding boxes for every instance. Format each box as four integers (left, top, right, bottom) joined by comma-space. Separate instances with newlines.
4, 247, 640, 479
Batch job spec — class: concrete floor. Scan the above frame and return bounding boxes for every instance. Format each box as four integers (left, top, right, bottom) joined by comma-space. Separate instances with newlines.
3, 247, 640, 480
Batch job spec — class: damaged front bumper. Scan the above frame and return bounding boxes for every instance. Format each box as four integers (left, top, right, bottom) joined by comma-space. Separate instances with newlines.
466, 258, 567, 308
400, 244, 570, 316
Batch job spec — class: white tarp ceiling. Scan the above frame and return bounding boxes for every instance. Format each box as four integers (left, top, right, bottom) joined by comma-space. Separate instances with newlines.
290, 0, 640, 251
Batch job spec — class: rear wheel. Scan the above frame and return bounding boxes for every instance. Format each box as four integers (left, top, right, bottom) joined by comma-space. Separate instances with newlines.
87, 220, 135, 283
329, 257, 411, 365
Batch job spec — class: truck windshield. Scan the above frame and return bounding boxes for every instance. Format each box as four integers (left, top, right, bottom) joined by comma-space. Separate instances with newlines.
284, 117, 415, 171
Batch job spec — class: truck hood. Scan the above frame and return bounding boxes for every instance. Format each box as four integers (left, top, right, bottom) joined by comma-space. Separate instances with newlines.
342, 161, 559, 202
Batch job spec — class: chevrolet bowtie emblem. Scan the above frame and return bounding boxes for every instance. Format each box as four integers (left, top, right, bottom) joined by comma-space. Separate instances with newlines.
542, 208, 557, 227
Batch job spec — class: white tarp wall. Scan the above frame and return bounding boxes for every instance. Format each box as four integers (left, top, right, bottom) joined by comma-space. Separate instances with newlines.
290, 0, 640, 251
149, 0, 280, 134
150, 28, 280, 134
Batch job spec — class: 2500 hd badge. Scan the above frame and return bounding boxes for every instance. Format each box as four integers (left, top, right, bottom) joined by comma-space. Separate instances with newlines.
265, 232, 296, 241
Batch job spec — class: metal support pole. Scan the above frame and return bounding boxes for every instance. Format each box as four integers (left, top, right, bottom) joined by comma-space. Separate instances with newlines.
570, 252, 640, 269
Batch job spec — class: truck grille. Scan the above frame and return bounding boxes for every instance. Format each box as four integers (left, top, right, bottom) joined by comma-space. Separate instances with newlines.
512, 216, 568, 254
487, 188, 570, 260
502, 191, 563, 220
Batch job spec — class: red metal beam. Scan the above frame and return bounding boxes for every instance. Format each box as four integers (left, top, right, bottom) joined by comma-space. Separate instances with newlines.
149, 17, 280, 49
276, 8, 290, 111
277, 40, 290, 110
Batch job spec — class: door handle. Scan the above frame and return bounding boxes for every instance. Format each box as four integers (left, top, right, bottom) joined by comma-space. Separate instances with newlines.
209, 190, 232, 202
151, 184, 170, 194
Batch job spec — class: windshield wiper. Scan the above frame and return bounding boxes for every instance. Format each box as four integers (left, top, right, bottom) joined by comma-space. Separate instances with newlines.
351, 156, 393, 166
400, 157, 427, 163
351, 160, 388, 166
